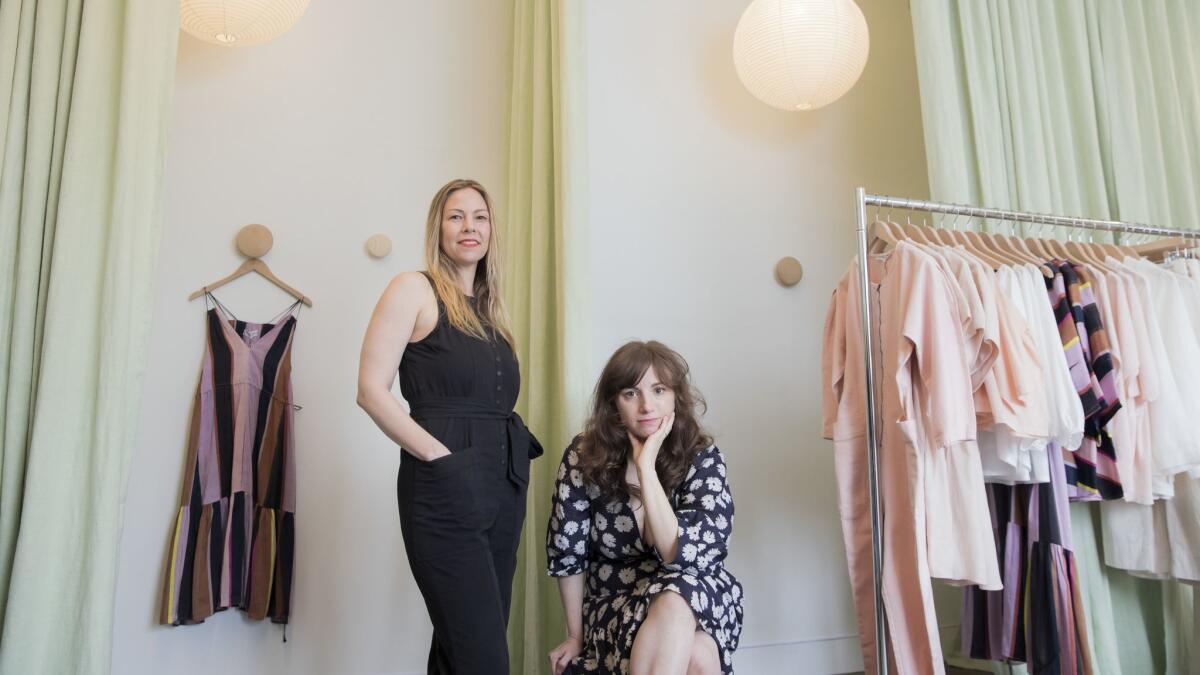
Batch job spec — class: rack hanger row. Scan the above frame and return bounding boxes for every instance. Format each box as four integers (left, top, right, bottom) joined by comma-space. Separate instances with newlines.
863, 194, 1199, 268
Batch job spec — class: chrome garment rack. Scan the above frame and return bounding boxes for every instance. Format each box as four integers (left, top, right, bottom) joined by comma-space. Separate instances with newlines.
852, 187, 1200, 675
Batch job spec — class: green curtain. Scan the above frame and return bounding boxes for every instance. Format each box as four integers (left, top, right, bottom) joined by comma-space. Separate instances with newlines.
911, 1, 1199, 672
911, 0, 1200, 237
503, 0, 590, 673
0, 1, 178, 672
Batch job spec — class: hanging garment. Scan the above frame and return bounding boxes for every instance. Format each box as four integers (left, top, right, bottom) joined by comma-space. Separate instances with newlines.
914, 244, 997, 388
963, 252, 1051, 477
1108, 258, 1188, 499
1114, 265, 1162, 502
1016, 265, 1085, 456
1048, 262, 1124, 501
1094, 267, 1153, 506
822, 241, 997, 675
1123, 259, 1200, 487
962, 444, 1093, 675
910, 245, 1011, 586
975, 262, 1051, 485
1100, 258, 1200, 583
1100, 500, 1171, 579
161, 294, 301, 626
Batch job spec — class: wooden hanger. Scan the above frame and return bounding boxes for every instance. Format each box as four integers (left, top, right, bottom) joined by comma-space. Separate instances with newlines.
1132, 236, 1193, 259
868, 220, 901, 252
1065, 239, 1104, 270
1096, 238, 1126, 258
1067, 223, 1116, 270
1062, 223, 1097, 266
1022, 222, 1056, 261
189, 257, 314, 306
958, 219, 1010, 269
1079, 229, 1125, 269
902, 220, 933, 245
931, 214, 959, 246
980, 219, 1034, 266
992, 224, 1055, 276
867, 208, 909, 253
1136, 237, 1200, 262
1006, 228, 1044, 262
900, 213, 941, 246
988, 221, 1054, 276
939, 213, 972, 247
1086, 238, 1123, 271
1041, 224, 1072, 260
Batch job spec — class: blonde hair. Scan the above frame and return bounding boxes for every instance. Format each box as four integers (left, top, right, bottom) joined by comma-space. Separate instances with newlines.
423, 179, 515, 347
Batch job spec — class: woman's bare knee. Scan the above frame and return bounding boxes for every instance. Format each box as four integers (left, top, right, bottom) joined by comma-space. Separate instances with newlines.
648, 591, 697, 631
687, 630, 721, 675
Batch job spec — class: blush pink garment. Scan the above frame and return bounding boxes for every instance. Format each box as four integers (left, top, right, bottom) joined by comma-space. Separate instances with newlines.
823, 241, 991, 675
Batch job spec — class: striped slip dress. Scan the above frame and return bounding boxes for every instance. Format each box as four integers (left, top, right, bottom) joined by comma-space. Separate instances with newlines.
161, 292, 301, 628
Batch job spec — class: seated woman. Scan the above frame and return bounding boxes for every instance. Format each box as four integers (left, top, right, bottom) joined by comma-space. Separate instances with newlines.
546, 340, 744, 675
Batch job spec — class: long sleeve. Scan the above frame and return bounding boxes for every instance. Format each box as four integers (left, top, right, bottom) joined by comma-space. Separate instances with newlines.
822, 286, 846, 441
547, 441, 592, 577
657, 446, 735, 575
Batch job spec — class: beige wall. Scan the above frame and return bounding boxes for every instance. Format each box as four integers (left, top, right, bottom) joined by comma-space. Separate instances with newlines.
112, 2, 512, 674
582, 1, 930, 671
112, 1, 932, 673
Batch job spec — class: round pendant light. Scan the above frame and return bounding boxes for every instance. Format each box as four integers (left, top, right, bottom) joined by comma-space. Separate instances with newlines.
180, 0, 311, 46
733, 0, 870, 111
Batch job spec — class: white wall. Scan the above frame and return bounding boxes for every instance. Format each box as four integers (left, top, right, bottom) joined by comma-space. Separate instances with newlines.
112, 3, 512, 674
582, 1, 930, 673
113, 1, 931, 674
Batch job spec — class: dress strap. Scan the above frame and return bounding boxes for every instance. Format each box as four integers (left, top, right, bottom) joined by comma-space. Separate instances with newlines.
205, 291, 239, 321
266, 298, 304, 325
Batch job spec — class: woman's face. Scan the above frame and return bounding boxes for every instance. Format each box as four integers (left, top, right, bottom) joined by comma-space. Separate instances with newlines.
615, 365, 676, 441
440, 187, 491, 267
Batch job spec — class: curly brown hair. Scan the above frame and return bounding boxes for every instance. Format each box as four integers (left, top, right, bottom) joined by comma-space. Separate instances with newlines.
577, 340, 713, 502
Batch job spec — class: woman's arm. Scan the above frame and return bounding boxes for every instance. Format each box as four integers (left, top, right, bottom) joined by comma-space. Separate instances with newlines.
549, 575, 585, 675
637, 501, 655, 549
637, 460, 681, 562
633, 413, 681, 562
634, 418, 736, 571
556, 574, 585, 639
356, 272, 448, 461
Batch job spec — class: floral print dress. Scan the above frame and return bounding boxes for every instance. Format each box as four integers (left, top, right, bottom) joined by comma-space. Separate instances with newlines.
546, 441, 745, 673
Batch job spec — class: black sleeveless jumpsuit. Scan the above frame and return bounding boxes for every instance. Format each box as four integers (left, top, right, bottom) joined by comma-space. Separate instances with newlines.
397, 279, 542, 674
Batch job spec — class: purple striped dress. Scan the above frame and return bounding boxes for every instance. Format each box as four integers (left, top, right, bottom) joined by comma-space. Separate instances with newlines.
161, 294, 300, 627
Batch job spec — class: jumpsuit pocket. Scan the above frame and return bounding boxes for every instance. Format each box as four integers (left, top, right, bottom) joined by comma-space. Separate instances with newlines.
407, 446, 485, 560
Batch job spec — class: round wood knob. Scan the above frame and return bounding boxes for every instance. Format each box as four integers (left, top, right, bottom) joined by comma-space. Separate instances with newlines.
236, 224, 273, 258
366, 234, 393, 259
774, 256, 803, 287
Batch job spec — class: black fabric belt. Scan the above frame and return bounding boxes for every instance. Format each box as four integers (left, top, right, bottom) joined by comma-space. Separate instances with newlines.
410, 397, 543, 486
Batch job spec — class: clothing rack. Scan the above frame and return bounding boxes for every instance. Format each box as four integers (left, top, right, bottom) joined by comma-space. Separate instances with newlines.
851, 187, 1200, 675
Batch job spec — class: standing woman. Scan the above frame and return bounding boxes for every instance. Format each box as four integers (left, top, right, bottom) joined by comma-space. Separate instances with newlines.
357, 178, 542, 674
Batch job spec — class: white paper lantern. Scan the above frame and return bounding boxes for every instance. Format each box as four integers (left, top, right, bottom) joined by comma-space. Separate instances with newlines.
733, 0, 869, 111
181, 0, 310, 46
